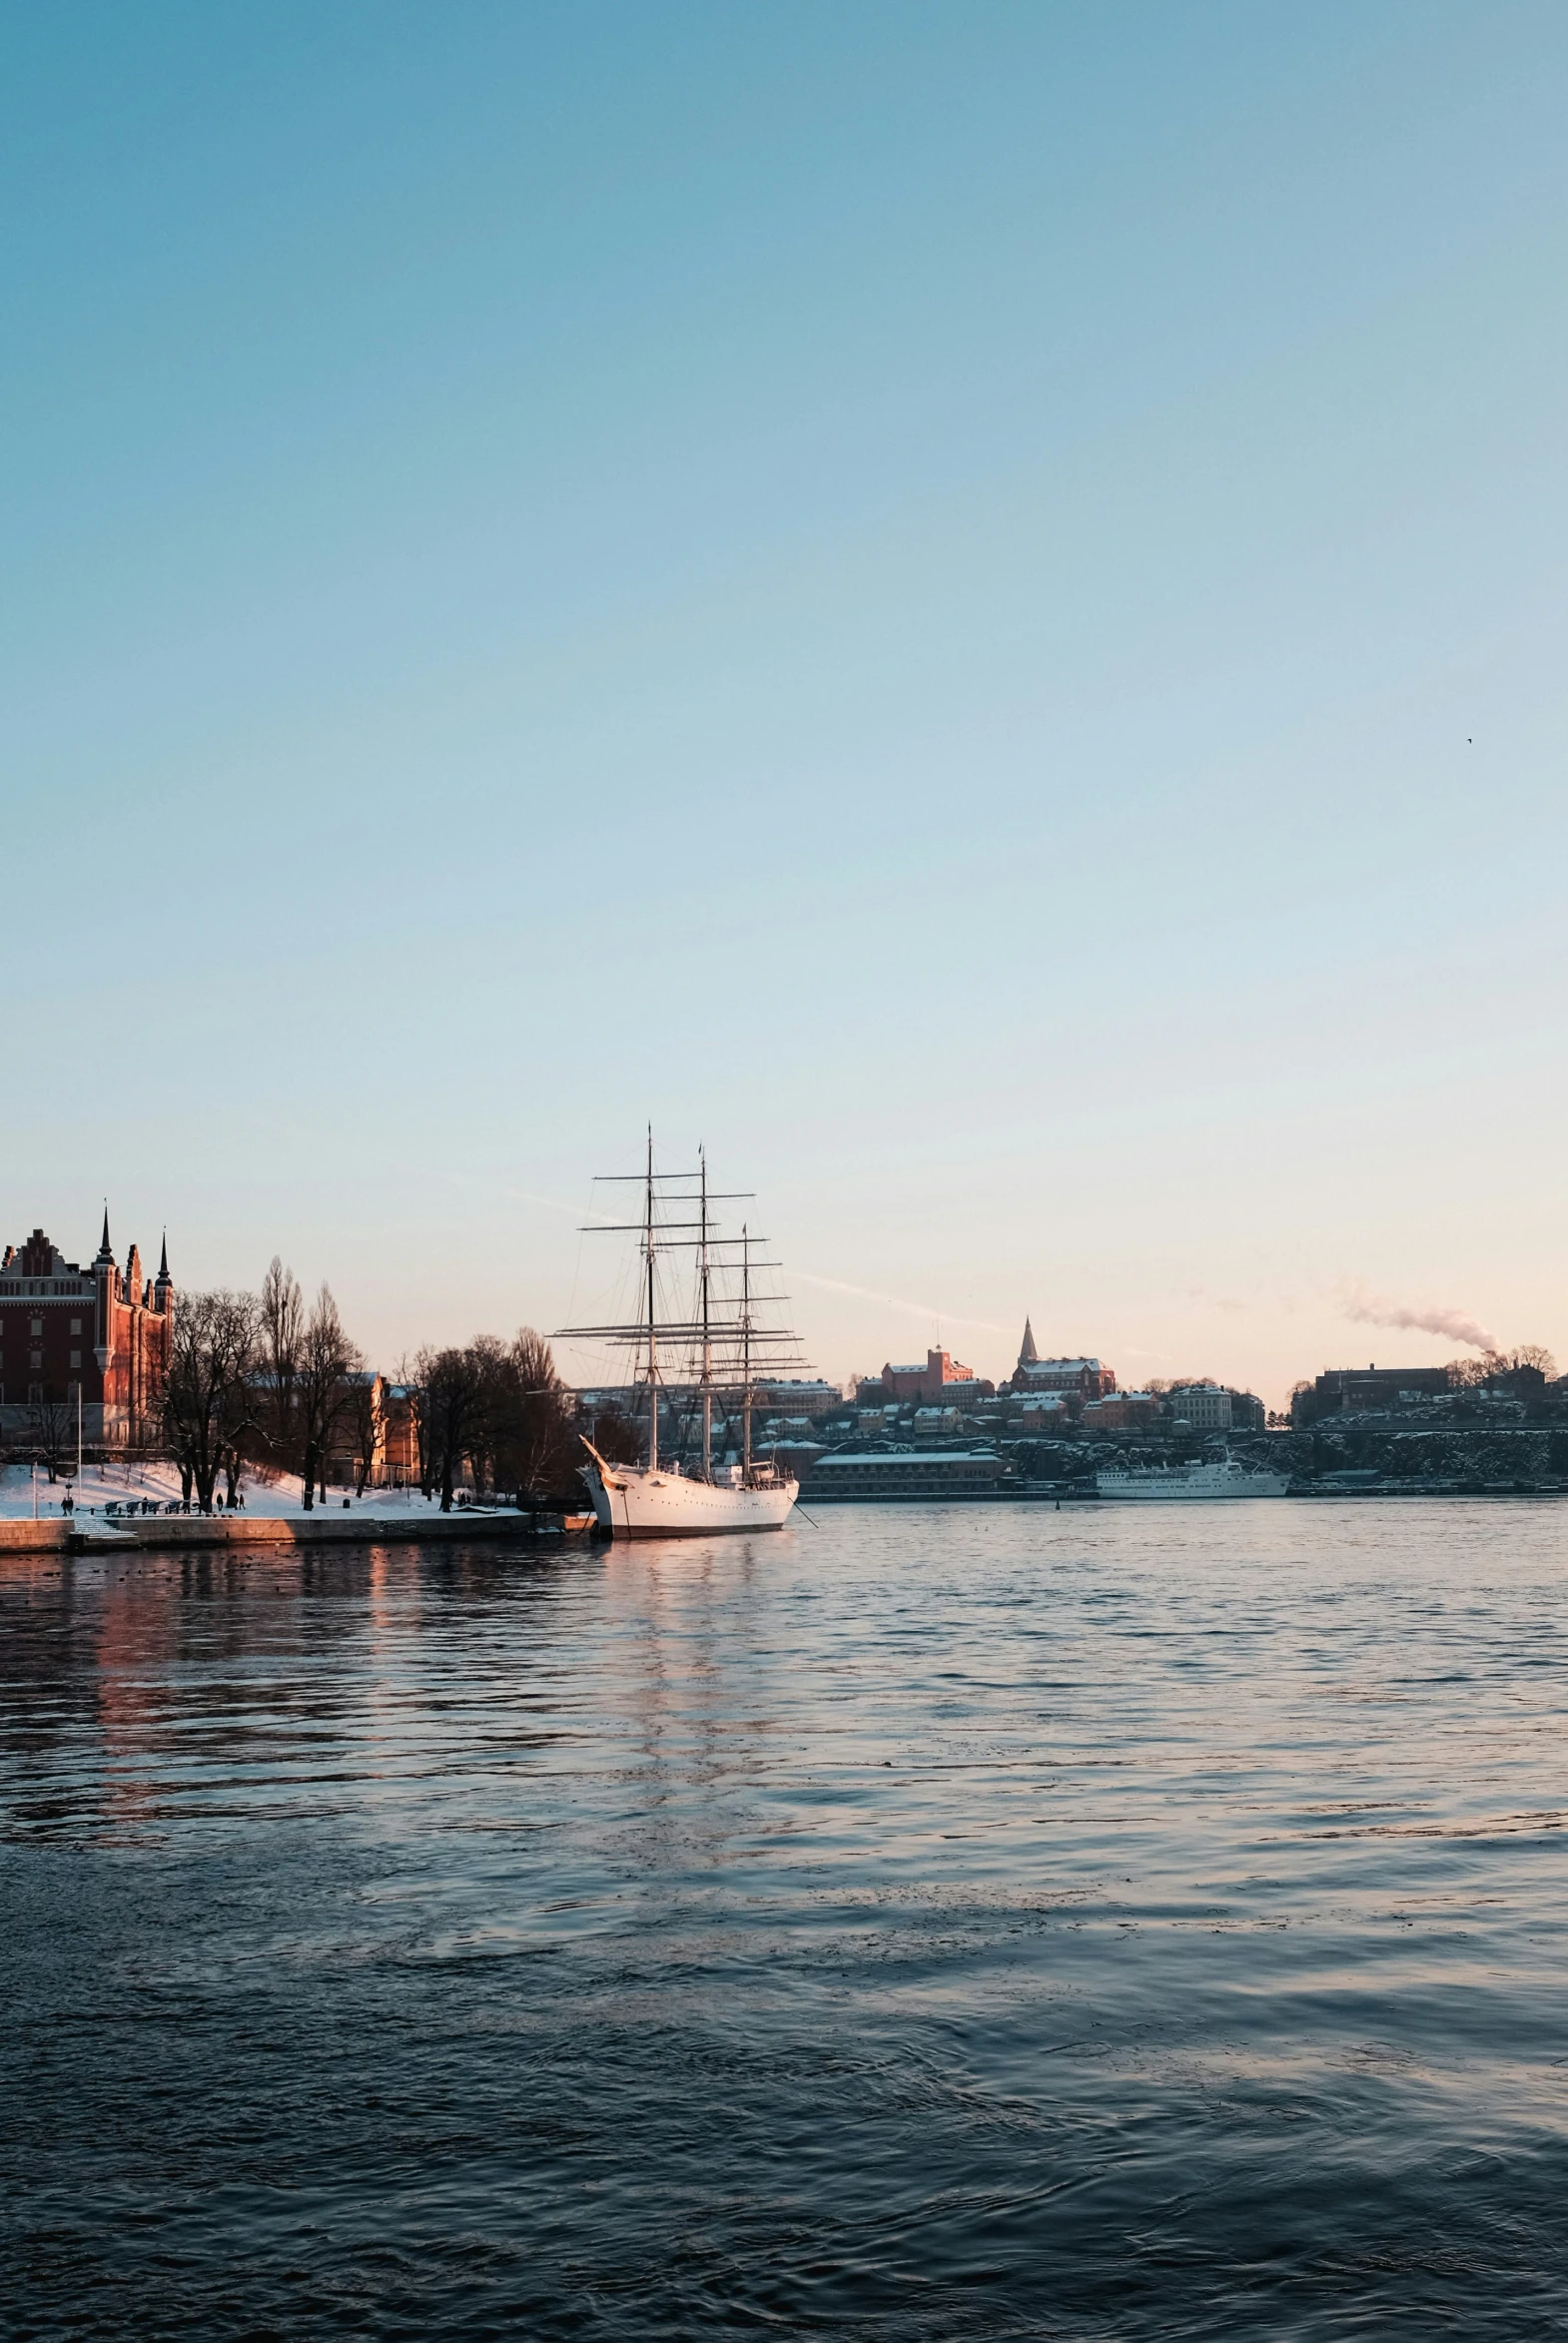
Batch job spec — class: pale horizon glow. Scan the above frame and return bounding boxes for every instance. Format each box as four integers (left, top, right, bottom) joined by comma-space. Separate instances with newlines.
5, 3, 1566, 1409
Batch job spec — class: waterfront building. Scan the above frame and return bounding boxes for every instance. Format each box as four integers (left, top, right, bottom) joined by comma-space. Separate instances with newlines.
1169, 1384, 1233, 1433
0, 1213, 174, 1447
1015, 1392, 1069, 1432
1082, 1390, 1163, 1431
752, 1378, 843, 1416
1293, 1365, 1454, 1426
369, 1377, 421, 1485
1012, 1353, 1116, 1400
807, 1448, 1007, 1500
882, 1348, 993, 1403
912, 1405, 963, 1443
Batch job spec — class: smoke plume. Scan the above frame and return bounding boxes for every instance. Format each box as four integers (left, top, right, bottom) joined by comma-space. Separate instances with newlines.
1341, 1285, 1497, 1354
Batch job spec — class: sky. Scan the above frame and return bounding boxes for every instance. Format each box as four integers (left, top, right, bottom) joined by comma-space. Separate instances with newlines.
4, 1, 1566, 1406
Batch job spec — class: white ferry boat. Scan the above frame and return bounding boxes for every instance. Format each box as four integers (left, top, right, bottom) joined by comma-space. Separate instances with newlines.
559, 1137, 804, 1539
1096, 1457, 1289, 1502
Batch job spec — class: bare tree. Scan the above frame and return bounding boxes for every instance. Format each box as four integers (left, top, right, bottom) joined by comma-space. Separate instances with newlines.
27, 1392, 75, 1484
348, 1372, 385, 1497
391, 1353, 433, 1494
1513, 1344, 1558, 1380
458, 1339, 508, 1499
162, 1290, 261, 1513
260, 1257, 305, 1478
416, 1344, 484, 1512
296, 1284, 362, 1510
589, 1403, 642, 1467
506, 1328, 577, 1496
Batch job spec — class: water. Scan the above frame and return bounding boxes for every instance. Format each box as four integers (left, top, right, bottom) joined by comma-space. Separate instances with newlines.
4, 1501, 1568, 2338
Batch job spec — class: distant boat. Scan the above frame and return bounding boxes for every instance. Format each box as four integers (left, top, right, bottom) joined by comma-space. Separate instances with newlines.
558, 1137, 806, 1539
1096, 1456, 1289, 1502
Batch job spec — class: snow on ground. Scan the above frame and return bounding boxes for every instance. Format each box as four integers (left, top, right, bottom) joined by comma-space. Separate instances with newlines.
0, 1460, 450, 1521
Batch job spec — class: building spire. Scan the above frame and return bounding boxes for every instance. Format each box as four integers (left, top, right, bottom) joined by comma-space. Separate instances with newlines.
1019, 1315, 1039, 1366
157, 1228, 170, 1282
97, 1202, 113, 1263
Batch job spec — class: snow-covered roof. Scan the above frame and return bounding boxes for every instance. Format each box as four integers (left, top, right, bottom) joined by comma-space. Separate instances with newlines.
815, 1449, 1001, 1467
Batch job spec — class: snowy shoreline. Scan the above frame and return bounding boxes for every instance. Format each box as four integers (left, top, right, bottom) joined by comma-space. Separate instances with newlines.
0, 1458, 464, 1523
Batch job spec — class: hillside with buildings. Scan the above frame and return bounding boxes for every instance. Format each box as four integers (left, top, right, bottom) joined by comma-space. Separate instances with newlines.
4, 1213, 1563, 1507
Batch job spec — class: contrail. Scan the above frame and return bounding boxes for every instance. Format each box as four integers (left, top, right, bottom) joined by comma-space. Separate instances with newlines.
1342, 1284, 1497, 1353
446, 1174, 619, 1225
455, 1179, 1019, 1340
795, 1270, 1017, 1339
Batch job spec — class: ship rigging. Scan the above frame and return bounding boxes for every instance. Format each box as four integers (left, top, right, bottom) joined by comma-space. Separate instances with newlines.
555, 1135, 809, 1537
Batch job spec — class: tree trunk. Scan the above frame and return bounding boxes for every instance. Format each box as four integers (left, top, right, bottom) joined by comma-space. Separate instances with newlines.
302, 1438, 317, 1510
440, 1455, 453, 1512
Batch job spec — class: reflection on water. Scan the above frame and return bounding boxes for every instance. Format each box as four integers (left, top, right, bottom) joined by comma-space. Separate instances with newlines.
4, 1504, 1568, 2336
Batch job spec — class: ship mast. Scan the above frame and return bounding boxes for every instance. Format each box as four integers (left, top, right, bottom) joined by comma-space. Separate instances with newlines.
699, 1148, 712, 1481
555, 1144, 809, 1488
644, 1126, 658, 1472
741, 1222, 752, 1476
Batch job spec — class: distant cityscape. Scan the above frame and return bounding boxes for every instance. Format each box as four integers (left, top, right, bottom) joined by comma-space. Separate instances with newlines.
3, 1217, 1562, 1504
576, 1312, 1566, 1500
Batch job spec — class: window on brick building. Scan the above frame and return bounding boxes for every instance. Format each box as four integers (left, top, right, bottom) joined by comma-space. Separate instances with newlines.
70, 1317, 82, 1334
30, 1317, 43, 1337
69, 1350, 81, 1370
30, 1350, 43, 1371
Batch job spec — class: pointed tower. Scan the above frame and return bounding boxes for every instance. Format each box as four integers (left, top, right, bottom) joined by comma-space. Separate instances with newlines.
1019, 1316, 1039, 1368
154, 1229, 173, 1316
94, 1203, 118, 1392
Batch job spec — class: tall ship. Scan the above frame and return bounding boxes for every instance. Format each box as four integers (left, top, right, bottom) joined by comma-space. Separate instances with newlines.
557, 1138, 806, 1539
1096, 1456, 1289, 1501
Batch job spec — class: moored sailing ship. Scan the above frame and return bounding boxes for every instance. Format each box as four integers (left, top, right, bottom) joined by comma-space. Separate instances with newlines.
558, 1138, 806, 1538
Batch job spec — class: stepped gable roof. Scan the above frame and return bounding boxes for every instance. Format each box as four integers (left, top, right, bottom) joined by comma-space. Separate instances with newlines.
12, 1228, 80, 1277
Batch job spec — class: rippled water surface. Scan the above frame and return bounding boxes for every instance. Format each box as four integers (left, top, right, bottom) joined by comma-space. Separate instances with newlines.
5, 1501, 1568, 2337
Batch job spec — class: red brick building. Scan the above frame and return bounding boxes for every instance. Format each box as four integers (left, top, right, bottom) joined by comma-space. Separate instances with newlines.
881, 1348, 988, 1403
0, 1212, 174, 1447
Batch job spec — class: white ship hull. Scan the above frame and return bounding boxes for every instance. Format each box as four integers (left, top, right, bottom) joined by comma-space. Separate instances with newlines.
1097, 1462, 1289, 1501
583, 1460, 798, 1538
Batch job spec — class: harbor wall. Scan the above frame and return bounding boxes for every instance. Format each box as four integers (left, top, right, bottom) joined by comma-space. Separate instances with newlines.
0, 1511, 571, 1557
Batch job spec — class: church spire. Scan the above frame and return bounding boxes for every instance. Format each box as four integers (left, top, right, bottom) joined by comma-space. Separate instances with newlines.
1019, 1316, 1039, 1366
157, 1229, 170, 1282
96, 1203, 113, 1263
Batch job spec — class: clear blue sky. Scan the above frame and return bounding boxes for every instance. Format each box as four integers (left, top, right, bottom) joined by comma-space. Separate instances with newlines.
5, 2, 1565, 1402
